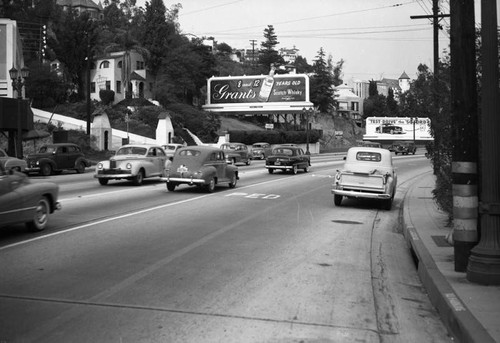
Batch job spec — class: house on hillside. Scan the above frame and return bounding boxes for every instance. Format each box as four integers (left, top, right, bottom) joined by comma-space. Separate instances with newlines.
334, 84, 362, 125
89, 50, 153, 104
56, 0, 103, 20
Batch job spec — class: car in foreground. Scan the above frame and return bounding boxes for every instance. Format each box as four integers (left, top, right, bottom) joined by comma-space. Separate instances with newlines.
0, 163, 61, 231
331, 147, 397, 210
161, 146, 238, 192
220, 143, 251, 165
250, 142, 272, 160
393, 141, 417, 155
24, 143, 90, 176
162, 143, 185, 159
265, 145, 311, 174
0, 148, 27, 172
95, 144, 167, 186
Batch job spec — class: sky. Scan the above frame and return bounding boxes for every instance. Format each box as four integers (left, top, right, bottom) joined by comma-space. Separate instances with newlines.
134, 0, 497, 82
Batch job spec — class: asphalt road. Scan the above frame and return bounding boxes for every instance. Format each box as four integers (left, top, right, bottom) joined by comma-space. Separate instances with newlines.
0, 153, 453, 342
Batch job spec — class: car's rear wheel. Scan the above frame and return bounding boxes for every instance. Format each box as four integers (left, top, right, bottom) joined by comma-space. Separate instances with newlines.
133, 170, 144, 186
75, 161, 85, 173
304, 165, 309, 173
268, 168, 274, 174
334, 194, 343, 206
292, 165, 298, 174
26, 197, 50, 231
206, 178, 216, 193
228, 174, 237, 188
382, 197, 393, 210
98, 178, 108, 185
246, 158, 251, 165
166, 182, 176, 191
40, 163, 52, 176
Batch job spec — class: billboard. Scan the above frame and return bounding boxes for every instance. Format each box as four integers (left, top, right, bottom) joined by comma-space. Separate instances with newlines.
363, 117, 433, 141
202, 74, 313, 113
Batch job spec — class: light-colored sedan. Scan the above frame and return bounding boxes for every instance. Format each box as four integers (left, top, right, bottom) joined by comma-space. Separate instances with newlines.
94, 144, 167, 186
0, 164, 61, 231
0, 148, 27, 172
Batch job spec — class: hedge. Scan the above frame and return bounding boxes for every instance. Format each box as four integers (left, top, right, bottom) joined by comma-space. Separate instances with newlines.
228, 130, 322, 145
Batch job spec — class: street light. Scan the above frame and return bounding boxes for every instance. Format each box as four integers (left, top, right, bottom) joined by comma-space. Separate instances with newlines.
302, 107, 314, 155
9, 66, 30, 159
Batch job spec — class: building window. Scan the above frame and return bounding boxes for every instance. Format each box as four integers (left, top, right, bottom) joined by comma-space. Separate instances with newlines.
136, 61, 144, 70
100, 61, 110, 69
105, 81, 111, 90
116, 81, 121, 93
90, 82, 96, 93
118, 61, 122, 68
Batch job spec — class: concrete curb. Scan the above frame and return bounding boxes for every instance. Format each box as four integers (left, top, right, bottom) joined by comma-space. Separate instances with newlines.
401, 176, 495, 343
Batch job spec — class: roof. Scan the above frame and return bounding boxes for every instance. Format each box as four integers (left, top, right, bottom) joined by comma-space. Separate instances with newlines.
399, 71, 410, 79
56, 0, 102, 10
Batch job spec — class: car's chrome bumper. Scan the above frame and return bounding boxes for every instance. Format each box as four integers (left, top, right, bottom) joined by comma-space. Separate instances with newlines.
160, 177, 205, 185
55, 202, 62, 211
94, 173, 133, 179
265, 165, 292, 170
25, 167, 41, 172
331, 188, 392, 199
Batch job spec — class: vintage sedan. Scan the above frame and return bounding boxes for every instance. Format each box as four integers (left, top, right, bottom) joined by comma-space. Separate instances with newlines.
250, 142, 272, 160
25, 143, 90, 176
0, 164, 61, 231
332, 147, 397, 210
220, 143, 251, 165
95, 144, 167, 186
0, 148, 27, 172
265, 145, 311, 174
161, 146, 239, 192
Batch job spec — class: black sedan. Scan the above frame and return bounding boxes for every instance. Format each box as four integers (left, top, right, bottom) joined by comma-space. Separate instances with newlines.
265, 145, 311, 174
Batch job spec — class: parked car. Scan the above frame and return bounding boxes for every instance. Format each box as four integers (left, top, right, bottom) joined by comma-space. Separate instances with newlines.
265, 145, 311, 174
375, 124, 404, 134
0, 163, 61, 231
94, 144, 167, 186
220, 143, 251, 165
161, 146, 239, 192
393, 141, 417, 155
25, 143, 90, 176
250, 142, 272, 160
0, 148, 27, 172
331, 147, 397, 210
162, 143, 185, 159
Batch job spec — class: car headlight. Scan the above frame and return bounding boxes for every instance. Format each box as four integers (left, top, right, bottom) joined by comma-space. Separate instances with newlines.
97, 162, 103, 169
126, 163, 132, 169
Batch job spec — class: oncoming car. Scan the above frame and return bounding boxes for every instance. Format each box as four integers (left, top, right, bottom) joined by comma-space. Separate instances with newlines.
0, 148, 27, 172
161, 146, 239, 193
0, 163, 61, 231
220, 143, 251, 165
162, 143, 185, 159
265, 145, 311, 174
94, 144, 167, 186
250, 142, 272, 160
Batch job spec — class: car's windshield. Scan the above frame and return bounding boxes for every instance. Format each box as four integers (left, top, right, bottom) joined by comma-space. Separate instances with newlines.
116, 147, 147, 156
356, 152, 382, 162
164, 145, 177, 151
178, 149, 201, 157
39, 146, 56, 153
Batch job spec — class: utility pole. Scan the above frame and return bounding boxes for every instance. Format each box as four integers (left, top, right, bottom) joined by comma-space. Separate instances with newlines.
467, 0, 500, 285
249, 39, 257, 73
449, 0, 478, 272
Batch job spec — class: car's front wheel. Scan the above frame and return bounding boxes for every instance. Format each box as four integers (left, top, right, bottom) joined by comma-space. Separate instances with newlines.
166, 182, 176, 191
334, 194, 343, 206
228, 174, 237, 188
98, 178, 108, 185
206, 178, 216, 193
133, 170, 144, 186
291, 165, 298, 174
75, 161, 86, 173
26, 197, 50, 231
268, 168, 274, 174
40, 163, 52, 176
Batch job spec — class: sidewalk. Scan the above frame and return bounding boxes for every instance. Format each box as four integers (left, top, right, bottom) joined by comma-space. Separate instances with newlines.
402, 171, 500, 343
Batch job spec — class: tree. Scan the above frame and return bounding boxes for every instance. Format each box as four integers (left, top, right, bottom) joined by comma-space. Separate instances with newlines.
309, 47, 336, 113
386, 88, 399, 116
258, 25, 284, 73
293, 55, 313, 74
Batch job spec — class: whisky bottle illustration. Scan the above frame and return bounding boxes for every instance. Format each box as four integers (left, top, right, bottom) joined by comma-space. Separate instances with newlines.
258, 65, 276, 102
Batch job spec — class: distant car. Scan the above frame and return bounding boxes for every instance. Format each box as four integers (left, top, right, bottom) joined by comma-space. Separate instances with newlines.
220, 143, 251, 165
162, 143, 185, 159
393, 141, 417, 155
265, 145, 311, 174
0, 148, 27, 172
0, 163, 61, 231
356, 140, 382, 148
25, 143, 90, 176
332, 147, 397, 210
94, 144, 167, 186
161, 146, 239, 192
376, 124, 404, 134
250, 142, 272, 160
